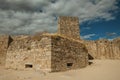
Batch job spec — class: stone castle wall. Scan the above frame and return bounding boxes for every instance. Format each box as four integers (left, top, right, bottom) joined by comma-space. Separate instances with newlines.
5, 34, 88, 72
50, 35, 88, 72
112, 38, 120, 59
3, 16, 88, 72
58, 16, 80, 40
0, 16, 120, 73
84, 41, 97, 59
6, 36, 52, 71
84, 38, 120, 59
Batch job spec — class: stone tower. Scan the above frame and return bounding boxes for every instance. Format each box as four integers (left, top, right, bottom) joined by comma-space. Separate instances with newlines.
58, 16, 80, 40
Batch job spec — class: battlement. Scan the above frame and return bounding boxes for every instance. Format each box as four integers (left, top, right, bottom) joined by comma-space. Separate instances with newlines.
58, 16, 80, 40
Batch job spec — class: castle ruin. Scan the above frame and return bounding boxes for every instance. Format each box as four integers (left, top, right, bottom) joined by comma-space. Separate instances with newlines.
84, 38, 120, 59
0, 16, 88, 72
0, 16, 120, 72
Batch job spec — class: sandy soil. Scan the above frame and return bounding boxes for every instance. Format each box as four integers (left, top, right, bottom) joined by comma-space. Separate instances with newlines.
0, 60, 120, 80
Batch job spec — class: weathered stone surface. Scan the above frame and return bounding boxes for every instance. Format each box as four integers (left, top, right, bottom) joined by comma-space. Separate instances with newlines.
112, 38, 120, 59
0, 35, 11, 65
6, 36, 52, 71
50, 35, 88, 72
1, 16, 120, 73
84, 40, 97, 59
5, 34, 88, 72
1, 16, 88, 72
58, 16, 80, 40
84, 38, 120, 59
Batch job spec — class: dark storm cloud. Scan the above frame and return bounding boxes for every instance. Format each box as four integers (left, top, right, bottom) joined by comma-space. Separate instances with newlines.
0, 0, 49, 12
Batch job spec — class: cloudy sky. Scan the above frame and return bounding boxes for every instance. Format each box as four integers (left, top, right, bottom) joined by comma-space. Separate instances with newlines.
0, 0, 120, 40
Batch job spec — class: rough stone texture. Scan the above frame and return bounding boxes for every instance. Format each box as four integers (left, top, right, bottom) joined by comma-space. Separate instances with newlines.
11, 35, 29, 40
58, 16, 80, 40
84, 40, 97, 59
112, 38, 120, 59
3, 16, 88, 72
0, 35, 11, 65
50, 35, 88, 72
5, 36, 52, 71
84, 38, 120, 59
1, 16, 120, 73
5, 34, 88, 72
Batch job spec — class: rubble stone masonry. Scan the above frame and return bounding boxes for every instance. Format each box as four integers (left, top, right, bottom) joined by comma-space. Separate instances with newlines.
58, 16, 80, 40
50, 35, 88, 72
0, 35, 10, 65
0, 16, 120, 72
5, 34, 88, 72
6, 36, 52, 71
84, 38, 120, 59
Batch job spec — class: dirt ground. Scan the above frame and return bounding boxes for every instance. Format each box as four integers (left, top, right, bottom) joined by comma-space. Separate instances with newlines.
0, 60, 120, 80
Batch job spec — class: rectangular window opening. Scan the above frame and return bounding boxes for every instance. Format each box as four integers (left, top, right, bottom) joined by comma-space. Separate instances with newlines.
25, 64, 33, 68
67, 63, 73, 68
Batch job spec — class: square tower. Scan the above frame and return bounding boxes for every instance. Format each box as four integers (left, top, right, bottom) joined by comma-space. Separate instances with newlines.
58, 16, 80, 40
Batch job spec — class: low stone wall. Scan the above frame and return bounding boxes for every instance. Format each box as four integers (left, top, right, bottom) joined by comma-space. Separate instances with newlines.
50, 35, 88, 72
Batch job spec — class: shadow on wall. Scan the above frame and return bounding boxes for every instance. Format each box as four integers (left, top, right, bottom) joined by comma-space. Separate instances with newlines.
8, 36, 13, 48
88, 54, 94, 60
